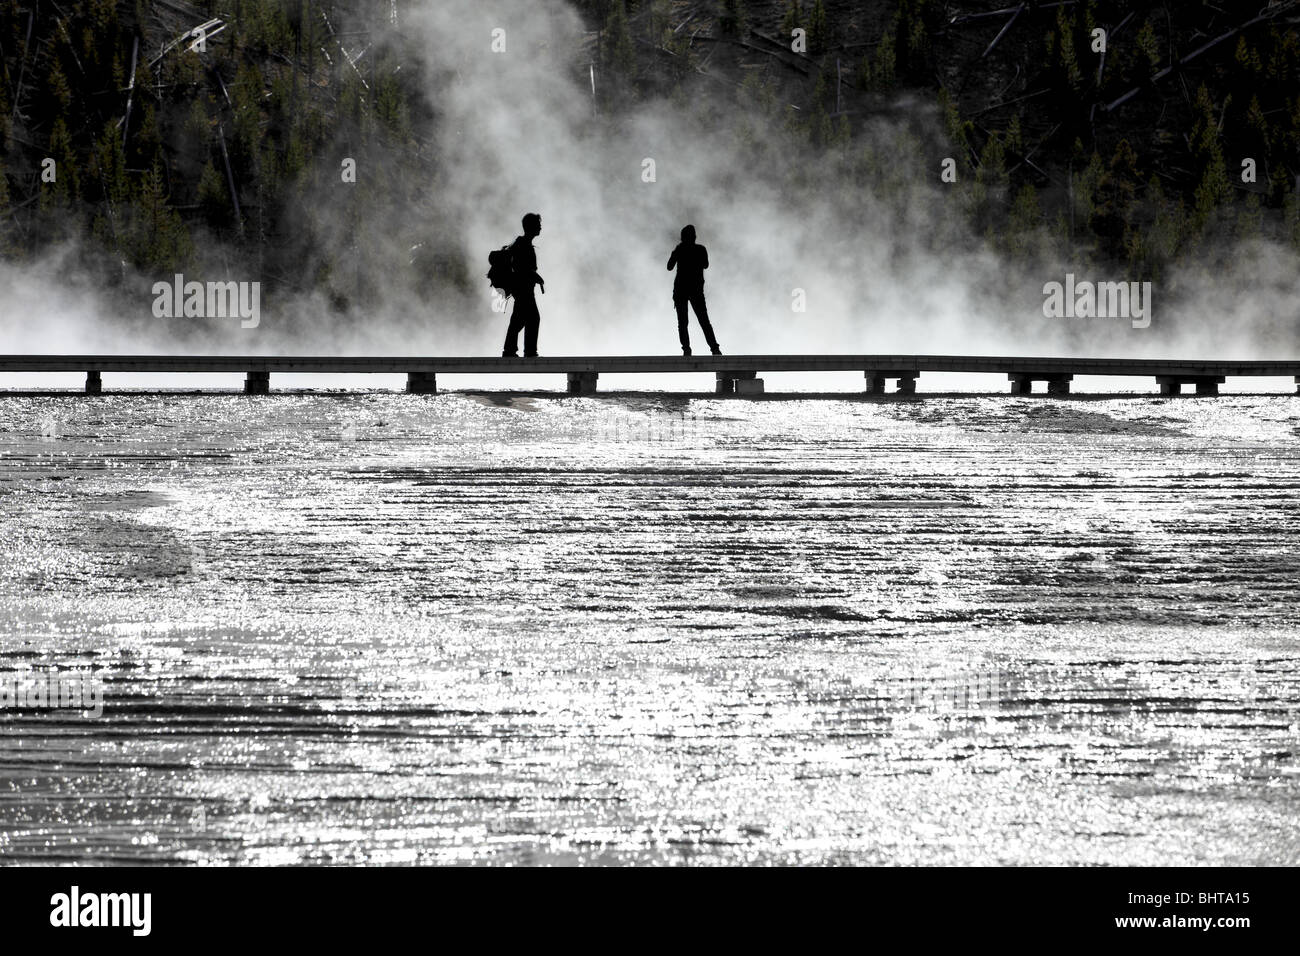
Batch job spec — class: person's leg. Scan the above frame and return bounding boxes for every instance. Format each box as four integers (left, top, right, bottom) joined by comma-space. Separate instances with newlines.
502, 303, 523, 357
522, 296, 540, 356
675, 296, 691, 354
691, 291, 720, 353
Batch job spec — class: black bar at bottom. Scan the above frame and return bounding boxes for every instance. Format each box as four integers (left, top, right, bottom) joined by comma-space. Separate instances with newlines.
0, 866, 1286, 946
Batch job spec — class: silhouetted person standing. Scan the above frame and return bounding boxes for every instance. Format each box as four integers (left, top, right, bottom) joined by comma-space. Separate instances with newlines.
667, 224, 720, 356
502, 213, 544, 357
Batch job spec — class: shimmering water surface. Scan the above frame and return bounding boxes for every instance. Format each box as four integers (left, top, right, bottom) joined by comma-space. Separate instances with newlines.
1, 391, 1298, 865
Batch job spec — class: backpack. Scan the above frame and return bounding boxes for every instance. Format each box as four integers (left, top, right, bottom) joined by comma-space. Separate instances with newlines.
487, 244, 514, 299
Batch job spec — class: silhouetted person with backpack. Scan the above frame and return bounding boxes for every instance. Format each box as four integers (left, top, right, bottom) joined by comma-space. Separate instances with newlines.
502, 213, 544, 357
667, 224, 720, 356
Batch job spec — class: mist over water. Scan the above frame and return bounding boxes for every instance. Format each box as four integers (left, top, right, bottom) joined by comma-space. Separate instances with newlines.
2, 0, 1299, 372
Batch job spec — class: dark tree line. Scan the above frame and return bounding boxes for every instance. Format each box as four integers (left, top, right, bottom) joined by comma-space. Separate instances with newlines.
0, 0, 433, 308
579, 0, 1300, 278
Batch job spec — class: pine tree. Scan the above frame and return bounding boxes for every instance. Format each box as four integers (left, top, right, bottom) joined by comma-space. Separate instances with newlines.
1235, 193, 1263, 241
1191, 85, 1231, 228
938, 88, 971, 169
599, 0, 637, 103
47, 118, 80, 206
1073, 150, 1106, 240
375, 67, 410, 145
131, 105, 164, 171
1129, 176, 1185, 280
0, 79, 10, 152
1006, 184, 1042, 260
185, 99, 213, 154
130, 163, 193, 271
873, 29, 896, 90
232, 61, 267, 176
899, 0, 930, 80
1234, 36, 1262, 76
198, 159, 230, 227
1054, 7, 1083, 91
1005, 114, 1023, 159
0, 155, 13, 257
1136, 19, 1160, 74
47, 60, 74, 114
719, 0, 746, 38
1091, 139, 1140, 258
1241, 94, 1273, 199
93, 122, 130, 213
808, 0, 829, 57
1284, 181, 1300, 251
781, 0, 803, 39
976, 133, 1008, 196
283, 133, 307, 187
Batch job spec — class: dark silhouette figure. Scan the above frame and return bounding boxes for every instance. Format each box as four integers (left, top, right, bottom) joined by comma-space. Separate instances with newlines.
667, 224, 720, 356
502, 213, 545, 357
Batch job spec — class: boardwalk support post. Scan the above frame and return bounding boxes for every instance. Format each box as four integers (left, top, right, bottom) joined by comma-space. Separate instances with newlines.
717, 370, 758, 395
85, 371, 101, 395
244, 371, 270, 395
864, 371, 917, 395
567, 371, 598, 395
406, 372, 437, 394
1156, 375, 1224, 396
1009, 373, 1073, 396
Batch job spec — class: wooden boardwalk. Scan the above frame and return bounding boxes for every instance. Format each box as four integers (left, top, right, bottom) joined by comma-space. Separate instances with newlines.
2, 354, 1299, 395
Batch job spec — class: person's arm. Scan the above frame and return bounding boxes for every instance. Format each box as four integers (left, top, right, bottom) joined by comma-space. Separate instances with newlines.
667, 245, 679, 271
700, 246, 708, 270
